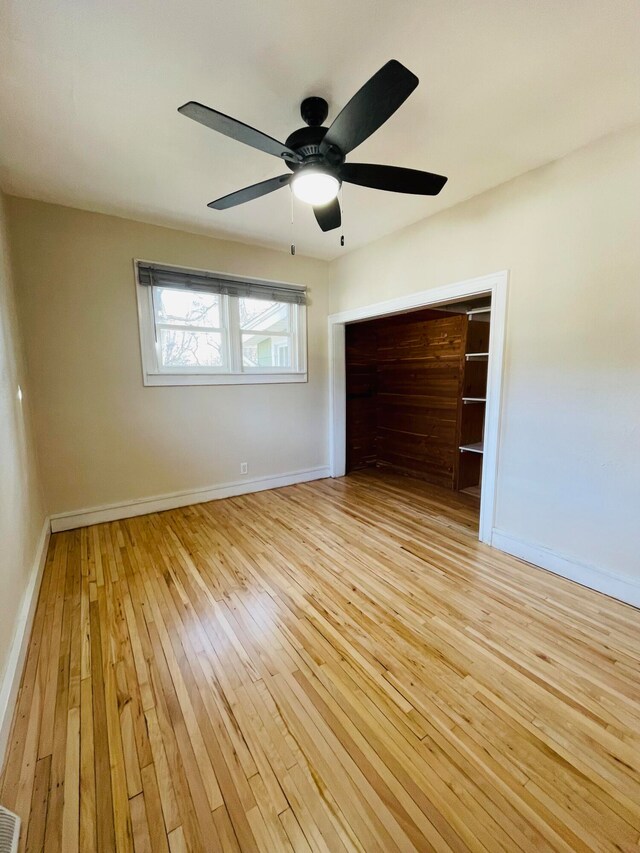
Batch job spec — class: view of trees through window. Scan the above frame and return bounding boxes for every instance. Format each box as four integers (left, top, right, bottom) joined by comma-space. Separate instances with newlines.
238, 297, 272, 328
156, 287, 223, 367
154, 288, 293, 370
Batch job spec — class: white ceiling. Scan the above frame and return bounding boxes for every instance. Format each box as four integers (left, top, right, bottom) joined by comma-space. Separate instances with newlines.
1, 0, 639, 260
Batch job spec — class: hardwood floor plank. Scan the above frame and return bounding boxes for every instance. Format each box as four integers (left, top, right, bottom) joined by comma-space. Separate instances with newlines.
79, 675, 97, 853
129, 791, 152, 853
139, 763, 171, 853
2, 470, 639, 851
90, 598, 116, 853
60, 706, 80, 853
279, 807, 314, 853
43, 533, 75, 853
24, 755, 51, 853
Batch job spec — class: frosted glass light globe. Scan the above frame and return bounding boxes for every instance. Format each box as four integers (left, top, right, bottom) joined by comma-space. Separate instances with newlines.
291, 170, 340, 206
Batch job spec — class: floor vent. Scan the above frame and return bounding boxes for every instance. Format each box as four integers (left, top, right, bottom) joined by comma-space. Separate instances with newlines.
0, 806, 20, 853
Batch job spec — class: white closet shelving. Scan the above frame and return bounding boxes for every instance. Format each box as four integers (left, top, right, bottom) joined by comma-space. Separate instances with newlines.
456, 304, 491, 495
459, 441, 484, 454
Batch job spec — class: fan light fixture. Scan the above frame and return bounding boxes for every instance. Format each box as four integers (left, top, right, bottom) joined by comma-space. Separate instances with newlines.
291, 169, 340, 206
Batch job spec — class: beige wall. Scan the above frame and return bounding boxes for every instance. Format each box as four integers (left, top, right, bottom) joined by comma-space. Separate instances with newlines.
0, 193, 46, 705
7, 200, 329, 516
330, 124, 640, 584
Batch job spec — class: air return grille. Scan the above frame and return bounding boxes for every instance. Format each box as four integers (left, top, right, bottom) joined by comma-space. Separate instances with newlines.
0, 806, 20, 853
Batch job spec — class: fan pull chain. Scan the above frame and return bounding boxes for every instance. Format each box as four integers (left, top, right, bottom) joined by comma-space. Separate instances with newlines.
340, 186, 345, 248
290, 191, 296, 256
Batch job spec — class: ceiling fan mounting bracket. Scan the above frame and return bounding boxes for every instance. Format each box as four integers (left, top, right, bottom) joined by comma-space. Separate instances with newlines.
300, 96, 329, 127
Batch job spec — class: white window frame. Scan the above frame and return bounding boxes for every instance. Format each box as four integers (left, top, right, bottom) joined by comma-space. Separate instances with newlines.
135, 260, 308, 386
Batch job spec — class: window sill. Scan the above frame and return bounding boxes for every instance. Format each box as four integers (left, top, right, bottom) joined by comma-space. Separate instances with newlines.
143, 372, 308, 387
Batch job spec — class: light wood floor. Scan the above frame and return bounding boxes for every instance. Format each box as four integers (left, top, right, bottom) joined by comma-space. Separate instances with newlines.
2, 471, 639, 852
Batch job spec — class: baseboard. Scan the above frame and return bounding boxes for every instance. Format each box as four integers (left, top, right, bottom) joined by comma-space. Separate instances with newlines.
0, 519, 51, 771
50, 466, 331, 532
491, 529, 640, 608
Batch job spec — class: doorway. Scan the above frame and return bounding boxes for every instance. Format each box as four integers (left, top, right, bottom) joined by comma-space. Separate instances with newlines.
328, 271, 507, 544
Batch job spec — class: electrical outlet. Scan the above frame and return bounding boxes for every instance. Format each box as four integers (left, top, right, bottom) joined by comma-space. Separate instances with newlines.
240, 462, 248, 475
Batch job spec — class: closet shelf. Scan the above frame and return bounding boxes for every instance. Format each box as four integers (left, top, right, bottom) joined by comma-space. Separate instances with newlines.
459, 441, 484, 454
461, 484, 481, 498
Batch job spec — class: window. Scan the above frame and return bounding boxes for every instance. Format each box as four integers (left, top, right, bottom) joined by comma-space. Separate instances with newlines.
135, 262, 307, 386
155, 287, 227, 370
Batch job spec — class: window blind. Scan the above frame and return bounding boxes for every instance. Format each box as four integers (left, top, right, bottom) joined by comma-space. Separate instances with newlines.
137, 262, 307, 305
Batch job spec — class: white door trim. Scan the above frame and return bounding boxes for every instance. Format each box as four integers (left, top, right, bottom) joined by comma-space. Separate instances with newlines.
327, 270, 509, 544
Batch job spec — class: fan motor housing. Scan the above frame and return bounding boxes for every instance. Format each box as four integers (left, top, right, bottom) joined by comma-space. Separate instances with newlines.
284, 124, 344, 171
285, 126, 325, 161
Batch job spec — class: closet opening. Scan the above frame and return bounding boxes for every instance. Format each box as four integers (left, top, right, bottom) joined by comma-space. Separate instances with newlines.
328, 270, 509, 545
343, 295, 493, 536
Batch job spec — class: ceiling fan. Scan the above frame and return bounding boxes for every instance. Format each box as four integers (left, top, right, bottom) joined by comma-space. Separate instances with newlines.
178, 60, 447, 233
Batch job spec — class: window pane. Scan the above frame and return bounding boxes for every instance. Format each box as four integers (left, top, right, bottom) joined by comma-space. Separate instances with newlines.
155, 287, 220, 328
160, 329, 225, 367
242, 334, 291, 368
238, 298, 290, 333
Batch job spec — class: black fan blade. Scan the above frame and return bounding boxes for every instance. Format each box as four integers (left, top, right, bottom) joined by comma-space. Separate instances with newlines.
320, 60, 418, 158
178, 102, 300, 162
208, 174, 291, 210
341, 163, 447, 195
313, 198, 341, 232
